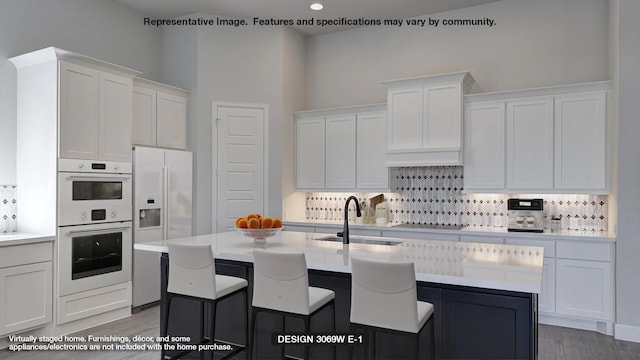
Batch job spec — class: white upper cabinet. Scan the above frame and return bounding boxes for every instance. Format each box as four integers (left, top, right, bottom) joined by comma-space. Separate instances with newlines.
9, 47, 143, 163
59, 61, 100, 160
325, 114, 356, 189
464, 81, 611, 194
99, 72, 133, 161
296, 116, 326, 190
357, 111, 389, 190
59, 61, 134, 162
506, 97, 554, 190
554, 92, 607, 191
133, 78, 189, 150
295, 104, 390, 192
383, 72, 474, 167
463, 102, 506, 190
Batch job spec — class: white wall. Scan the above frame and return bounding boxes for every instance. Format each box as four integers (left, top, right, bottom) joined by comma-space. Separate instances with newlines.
163, 15, 306, 234
304, 0, 610, 109
0, 0, 164, 184
614, 0, 640, 341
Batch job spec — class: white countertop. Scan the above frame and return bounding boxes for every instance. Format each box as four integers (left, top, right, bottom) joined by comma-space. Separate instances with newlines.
0, 233, 55, 247
284, 220, 616, 242
135, 230, 544, 294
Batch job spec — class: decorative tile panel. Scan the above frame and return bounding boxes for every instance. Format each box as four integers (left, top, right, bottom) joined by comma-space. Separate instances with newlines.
305, 167, 608, 231
0, 185, 17, 233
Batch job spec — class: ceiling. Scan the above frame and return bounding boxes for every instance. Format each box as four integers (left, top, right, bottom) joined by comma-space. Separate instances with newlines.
116, 0, 502, 36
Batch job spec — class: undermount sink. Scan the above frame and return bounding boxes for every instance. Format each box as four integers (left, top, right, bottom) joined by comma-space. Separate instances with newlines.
313, 235, 402, 246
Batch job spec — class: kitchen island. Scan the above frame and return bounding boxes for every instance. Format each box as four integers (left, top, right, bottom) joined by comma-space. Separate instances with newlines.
136, 230, 543, 359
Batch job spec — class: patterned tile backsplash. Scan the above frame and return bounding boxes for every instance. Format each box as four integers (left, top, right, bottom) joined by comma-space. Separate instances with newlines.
305, 167, 608, 231
0, 185, 17, 233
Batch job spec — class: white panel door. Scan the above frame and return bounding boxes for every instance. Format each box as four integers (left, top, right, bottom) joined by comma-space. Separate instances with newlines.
295, 117, 325, 190
157, 92, 188, 150
99, 72, 132, 161
506, 97, 554, 190
216, 105, 265, 232
464, 102, 506, 190
554, 92, 607, 191
132, 86, 156, 146
58, 61, 99, 159
357, 111, 388, 190
325, 114, 356, 189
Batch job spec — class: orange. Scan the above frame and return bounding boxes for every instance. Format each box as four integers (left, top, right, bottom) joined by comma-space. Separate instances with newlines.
247, 213, 262, 220
260, 217, 273, 229
237, 218, 248, 228
235, 217, 246, 227
247, 218, 260, 229
272, 218, 282, 228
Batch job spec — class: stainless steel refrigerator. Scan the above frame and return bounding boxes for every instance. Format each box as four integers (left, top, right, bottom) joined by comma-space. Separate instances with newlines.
132, 146, 192, 308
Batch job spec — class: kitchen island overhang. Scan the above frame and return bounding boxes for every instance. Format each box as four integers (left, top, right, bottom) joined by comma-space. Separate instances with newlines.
136, 230, 543, 359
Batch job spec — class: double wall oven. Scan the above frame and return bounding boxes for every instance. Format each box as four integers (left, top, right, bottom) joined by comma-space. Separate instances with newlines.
57, 158, 132, 297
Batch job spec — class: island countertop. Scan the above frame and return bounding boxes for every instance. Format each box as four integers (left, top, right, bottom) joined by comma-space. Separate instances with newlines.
135, 230, 544, 294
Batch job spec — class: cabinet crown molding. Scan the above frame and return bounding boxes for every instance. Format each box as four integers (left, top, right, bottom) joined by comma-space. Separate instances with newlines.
294, 103, 386, 119
133, 78, 190, 96
10, 47, 141, 78
465, 81, 612, 104
382, 71, 474, 92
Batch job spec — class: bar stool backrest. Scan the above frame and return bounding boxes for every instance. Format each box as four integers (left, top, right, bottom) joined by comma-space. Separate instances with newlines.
167, 242, 217, 300
252, 249, 310, 315
350, 256, 420, 333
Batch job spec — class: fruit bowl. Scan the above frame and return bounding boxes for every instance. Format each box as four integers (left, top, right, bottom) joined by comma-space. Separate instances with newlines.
236, 227, 283, 243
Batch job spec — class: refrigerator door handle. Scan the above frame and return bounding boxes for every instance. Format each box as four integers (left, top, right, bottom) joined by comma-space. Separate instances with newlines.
162, 165, 169, 241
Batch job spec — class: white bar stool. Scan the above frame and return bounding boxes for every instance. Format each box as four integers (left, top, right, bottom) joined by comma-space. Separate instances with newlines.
250, 249, 336, 360
349, 256, 435, 360
162, 242, 249, 360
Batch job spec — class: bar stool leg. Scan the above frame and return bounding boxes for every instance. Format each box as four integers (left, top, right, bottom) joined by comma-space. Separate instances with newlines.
243, 289, 250, 360
161, 294, 173, 360
249, 309, 258, 360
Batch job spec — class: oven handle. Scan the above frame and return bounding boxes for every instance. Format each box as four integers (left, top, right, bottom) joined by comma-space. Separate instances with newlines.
66, 176, 130, 182
66, 226, 131, 236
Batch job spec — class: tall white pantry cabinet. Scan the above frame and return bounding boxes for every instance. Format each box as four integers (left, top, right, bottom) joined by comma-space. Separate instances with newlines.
9, 47, 140, 337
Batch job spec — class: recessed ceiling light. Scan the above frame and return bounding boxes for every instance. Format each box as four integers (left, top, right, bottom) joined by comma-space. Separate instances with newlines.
310, 2, 324, 11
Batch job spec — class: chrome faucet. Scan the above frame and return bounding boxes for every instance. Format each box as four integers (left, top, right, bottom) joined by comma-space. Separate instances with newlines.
337, 196, 361, 244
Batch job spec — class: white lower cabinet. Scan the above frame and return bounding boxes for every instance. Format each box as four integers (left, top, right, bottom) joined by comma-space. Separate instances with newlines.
506, 237, 555, 314
555, 241, 613, 321
556, 259, 612, 320
0, 242, 53, 337
459, 235, 504, 244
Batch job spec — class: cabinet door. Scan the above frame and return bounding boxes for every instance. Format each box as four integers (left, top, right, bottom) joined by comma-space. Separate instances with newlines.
157, 92, 188, 150
325, 114, 356, 189
99, 72, 133, 161
556, 259, 612, 320
506, 97, 554, 190
539, 258, 556, 314
132, 85, 156, 146
357, 111, 388, 190
296, 117, 325, 189
59, 61, 99, 159
388, 88, 423, 150
424, 84, 462, 148
464, 102, 506, 190
0, 262, 52, 336
554, 92, 607, 191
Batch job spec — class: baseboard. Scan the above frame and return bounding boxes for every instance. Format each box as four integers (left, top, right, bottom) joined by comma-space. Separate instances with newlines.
615, 323, 640, 343
539, 314, 614, 335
